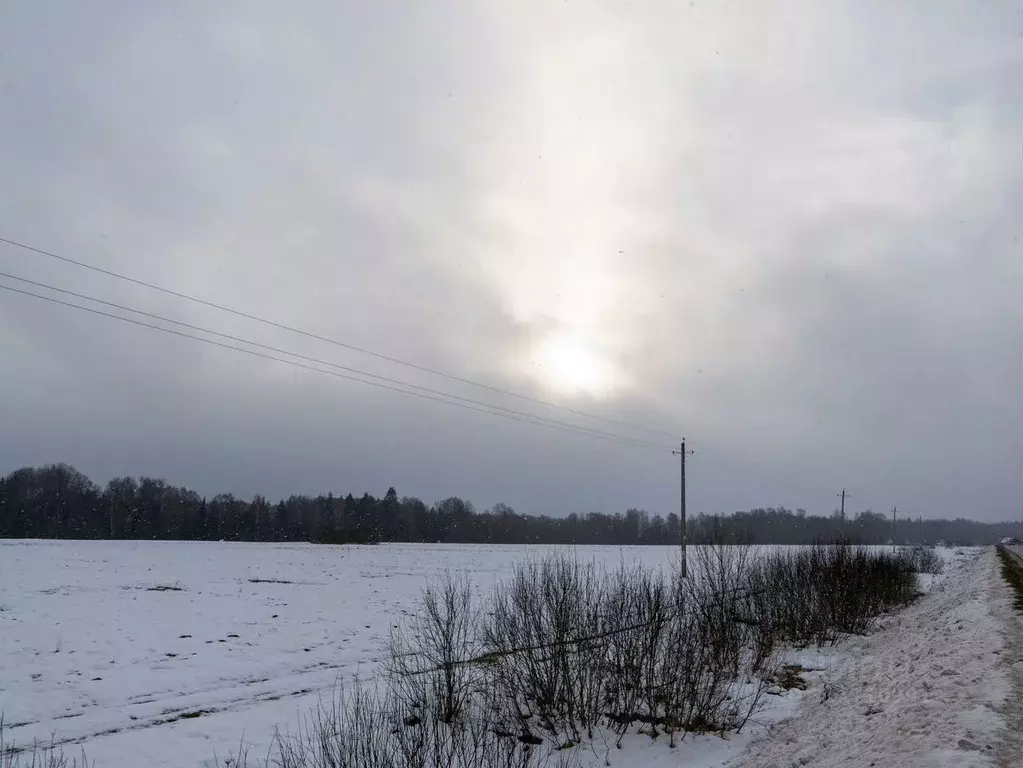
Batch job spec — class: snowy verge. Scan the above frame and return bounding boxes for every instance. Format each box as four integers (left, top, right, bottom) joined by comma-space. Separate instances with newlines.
994, 547, 1023, 765
729, 549, 1010, 768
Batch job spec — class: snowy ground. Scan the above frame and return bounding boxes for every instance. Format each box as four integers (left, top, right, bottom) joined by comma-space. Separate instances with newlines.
733, 547, 1016, 768
995, 546, 1023, 766
0, 541, 704, 767
0, 541, 1011, 767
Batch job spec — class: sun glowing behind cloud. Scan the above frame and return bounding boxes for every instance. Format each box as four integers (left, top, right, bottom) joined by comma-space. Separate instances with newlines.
532, 330, 616, 398
463, 6, 670, 402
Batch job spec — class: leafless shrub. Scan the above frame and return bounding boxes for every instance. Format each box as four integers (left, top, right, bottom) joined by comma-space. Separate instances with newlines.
483, 556, 604, 746
271, 681, 395, 768
684, 542, 757, 677
263, 681, 555, 768
746, 542, 918, 647
657, 590, 724, 746
0, 717, 91, 768
662, 543, 778, 745
901, 546, 944, 575
601, 563, 669, 743
388, 572, 482, 725
482, 550, 777, 750
222, 544, 916, 765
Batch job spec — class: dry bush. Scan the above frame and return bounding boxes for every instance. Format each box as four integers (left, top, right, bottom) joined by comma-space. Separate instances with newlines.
901, 546, 944, 575
221, 544, 920, 765
481, 549, 777, 750
0, 718, 91, 768
670, 544, 777, 744
265, 681, 556, 768
482, 557, 605, 746
746, 543, 918, 647
387, 572, 483, 725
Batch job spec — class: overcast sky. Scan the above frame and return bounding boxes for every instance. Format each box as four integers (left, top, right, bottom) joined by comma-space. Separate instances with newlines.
2, 1, 1021, 522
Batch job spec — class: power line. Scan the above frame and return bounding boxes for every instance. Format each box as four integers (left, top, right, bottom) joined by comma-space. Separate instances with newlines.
691, 443, 841, 500
0, 272, 672, 450
693, 444, 887, 516
0, 281, 676, 453
0, 268, 867, 501
0, 237, 884, 506
0, 236, 682, 442
0, 280, 887, 517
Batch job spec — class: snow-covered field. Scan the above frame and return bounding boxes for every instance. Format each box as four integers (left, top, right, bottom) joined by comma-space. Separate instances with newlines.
0, 541, 1013, 767
0, 541, 695, 767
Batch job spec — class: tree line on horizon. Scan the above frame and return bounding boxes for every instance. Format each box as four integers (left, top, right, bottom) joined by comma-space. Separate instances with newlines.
1, 463, 1020, 546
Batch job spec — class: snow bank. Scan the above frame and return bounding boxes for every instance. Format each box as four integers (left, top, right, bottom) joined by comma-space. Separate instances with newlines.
731, 549, 1011, 768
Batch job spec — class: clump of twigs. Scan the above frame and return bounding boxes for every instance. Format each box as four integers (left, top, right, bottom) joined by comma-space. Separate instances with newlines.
221, 541, 920, 766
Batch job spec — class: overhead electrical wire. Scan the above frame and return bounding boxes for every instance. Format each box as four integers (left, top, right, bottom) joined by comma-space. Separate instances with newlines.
0, 236, 876, 505
0, 236, 682, 442
693, 445, 843, 500
0, 280, 677, 453
0, 271, 671, 450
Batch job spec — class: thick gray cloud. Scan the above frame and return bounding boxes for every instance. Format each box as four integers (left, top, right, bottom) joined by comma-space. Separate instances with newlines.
2, 1, 1020, 521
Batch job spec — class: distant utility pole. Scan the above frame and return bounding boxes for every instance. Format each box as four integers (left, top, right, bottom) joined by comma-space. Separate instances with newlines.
919, 515, 923, 546
672, 440, 692, 578
892, 506, 897, 553
838, 488, 848, 521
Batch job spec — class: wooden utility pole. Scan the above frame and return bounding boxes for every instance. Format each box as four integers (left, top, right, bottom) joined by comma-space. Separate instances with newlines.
892, 506, 897, 552
673, 440, 689, 578
838, 488, 848, 521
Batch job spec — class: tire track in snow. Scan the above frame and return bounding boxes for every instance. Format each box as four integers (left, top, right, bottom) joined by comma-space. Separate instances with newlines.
3, 684, 322, 756
4, 657, 356, 754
